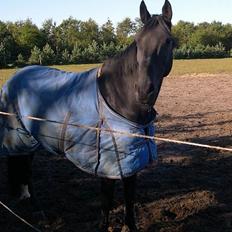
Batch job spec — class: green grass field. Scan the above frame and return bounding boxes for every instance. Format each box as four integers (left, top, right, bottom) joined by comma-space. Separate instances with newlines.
171, 58, 232, 76
0, 59, 232, 87
0, 64, 100, 87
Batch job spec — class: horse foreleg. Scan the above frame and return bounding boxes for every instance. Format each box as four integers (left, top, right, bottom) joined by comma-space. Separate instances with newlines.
8, 154, 46, 222
123, 174, 138, 231
99, 178, 115, 231
7, 155, 33, 199
8, 155, 35, 201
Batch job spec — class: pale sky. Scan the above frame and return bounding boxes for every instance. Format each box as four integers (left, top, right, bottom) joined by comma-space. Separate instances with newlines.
1, 0, 232, 27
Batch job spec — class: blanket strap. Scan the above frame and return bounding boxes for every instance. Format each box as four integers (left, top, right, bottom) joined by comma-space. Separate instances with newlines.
101, 118, 124, 179
95, 91, 124, 179
94, 118, 103, 176
95, 88, 104, 176
106, 122, 124, 179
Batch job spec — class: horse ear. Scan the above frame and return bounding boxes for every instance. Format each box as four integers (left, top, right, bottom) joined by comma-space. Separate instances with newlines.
140, 0, 151, 24
162, 0, 172, 21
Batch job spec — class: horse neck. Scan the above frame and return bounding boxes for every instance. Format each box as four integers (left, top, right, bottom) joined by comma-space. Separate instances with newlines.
98, 41, 154, 125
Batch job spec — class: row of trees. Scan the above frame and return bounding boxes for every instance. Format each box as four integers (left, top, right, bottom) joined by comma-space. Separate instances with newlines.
0, 17, 138, 67
173, 21, 232, 59
22, 41, 126, 66
0, 18, 232, 67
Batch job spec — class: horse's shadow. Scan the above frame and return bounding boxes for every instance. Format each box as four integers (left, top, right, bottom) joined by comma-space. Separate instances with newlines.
0, 134, 231, 232
0, 152, 101, 232
157, 109, 232, 135
137, 134, 232, 232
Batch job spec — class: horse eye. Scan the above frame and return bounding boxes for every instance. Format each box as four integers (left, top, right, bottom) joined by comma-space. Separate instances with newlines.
167, 38, 178, 48
166, 38, 177, 48
166, 38, 172, 45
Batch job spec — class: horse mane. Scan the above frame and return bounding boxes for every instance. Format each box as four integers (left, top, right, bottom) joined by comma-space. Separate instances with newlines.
102, 41, 138, 78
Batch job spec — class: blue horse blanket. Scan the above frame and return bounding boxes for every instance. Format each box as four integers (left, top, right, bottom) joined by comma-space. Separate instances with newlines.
0, 65, 157, 179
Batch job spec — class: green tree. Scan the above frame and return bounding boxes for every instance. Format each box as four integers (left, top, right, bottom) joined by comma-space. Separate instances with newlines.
7, 19, 46, 58
79, 19, 100, 47
221, 24, 232, 51
0, 42, 7, 67
1, 17, 232, 65
55, 17, 82, 51
116, 18, 135, 45
99, 19, 115, 45
71, 44, 82, 63
16, 53, 26, 67
191, 22, 222, 47
41, 19, 57, 50
81, 40, 100, 63
172, 21, 196, 47
116, 18, 136, 37
0, 21, 16, 64
61, 49, 70, 64
29, 46, 42, 65
41, 43, 55, 65
100, 41, 117, 61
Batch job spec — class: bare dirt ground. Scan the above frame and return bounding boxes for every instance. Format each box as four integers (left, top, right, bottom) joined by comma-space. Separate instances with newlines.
0, 74, 232, 232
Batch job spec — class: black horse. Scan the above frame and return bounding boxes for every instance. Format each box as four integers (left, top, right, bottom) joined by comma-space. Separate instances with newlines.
1, 1, 174, 231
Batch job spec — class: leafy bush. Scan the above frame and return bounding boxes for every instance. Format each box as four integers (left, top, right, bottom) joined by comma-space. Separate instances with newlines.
174, 43, 229, 59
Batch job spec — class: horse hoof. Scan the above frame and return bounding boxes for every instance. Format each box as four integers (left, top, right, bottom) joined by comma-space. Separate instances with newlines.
121, 225, 130, 232
32, 211, 50, 229
19, 185, 31, 200
121, 225, 138, 232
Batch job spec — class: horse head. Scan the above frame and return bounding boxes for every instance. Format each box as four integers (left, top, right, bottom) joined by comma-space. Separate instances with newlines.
99, 0, 175, 125
135, 0, 174, 108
